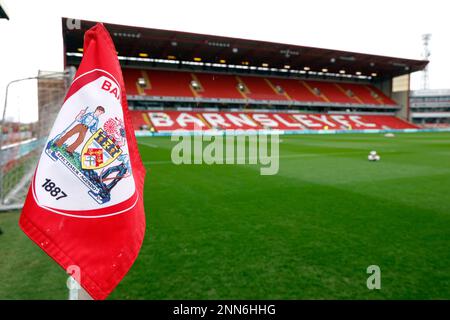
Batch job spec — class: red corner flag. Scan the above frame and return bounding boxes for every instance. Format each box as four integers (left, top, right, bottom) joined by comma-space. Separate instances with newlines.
19, 23, 146, 300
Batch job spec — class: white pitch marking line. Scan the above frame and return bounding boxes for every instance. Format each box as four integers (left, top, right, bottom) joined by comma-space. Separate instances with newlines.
138, 141, 159, 148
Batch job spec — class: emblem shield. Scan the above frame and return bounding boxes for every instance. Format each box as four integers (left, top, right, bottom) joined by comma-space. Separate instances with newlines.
81, 128, 122, 169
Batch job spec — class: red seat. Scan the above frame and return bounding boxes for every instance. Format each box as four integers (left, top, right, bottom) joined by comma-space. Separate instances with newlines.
194, 73, 243, 99
307, 81, 354, 104
123, 69, 194, 97
367, 85, 397, 105
338, 83, 381, 105
238, 76, 288, 101
130, 110, 418, 131
122, 69, 141, 95
123, 68, 398, 106
269, 78, 326, 102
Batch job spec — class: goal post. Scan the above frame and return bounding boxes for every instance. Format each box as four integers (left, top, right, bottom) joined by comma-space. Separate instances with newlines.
0, 69, 73, 211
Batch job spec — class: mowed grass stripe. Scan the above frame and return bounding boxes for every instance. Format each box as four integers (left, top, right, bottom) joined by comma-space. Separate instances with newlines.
0, 132, 449, 299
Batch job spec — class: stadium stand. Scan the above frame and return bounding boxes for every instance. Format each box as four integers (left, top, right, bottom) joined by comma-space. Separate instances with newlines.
194, 73, 243, 99
269, 79, 324, 103
124, 69, 397, 106
130, 110, 419, 132
125, 69, 195, 97
61, 19, 426, 137
122, 68, 141, 95
306, 81, 353, 104
237, 75, 288, 101
367, 85, 397, 105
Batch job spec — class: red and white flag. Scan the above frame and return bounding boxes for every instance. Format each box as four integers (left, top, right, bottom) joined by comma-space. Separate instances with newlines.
19, 23, 146, 300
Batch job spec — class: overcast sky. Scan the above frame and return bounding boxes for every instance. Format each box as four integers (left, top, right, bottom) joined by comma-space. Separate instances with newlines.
1, 0, 449, 122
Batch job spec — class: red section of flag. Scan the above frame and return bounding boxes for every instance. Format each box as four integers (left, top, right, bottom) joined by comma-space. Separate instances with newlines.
19, 23, 146, 300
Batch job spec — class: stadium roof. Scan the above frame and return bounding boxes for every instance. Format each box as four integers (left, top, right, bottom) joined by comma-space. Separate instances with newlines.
62, 18, 428, 80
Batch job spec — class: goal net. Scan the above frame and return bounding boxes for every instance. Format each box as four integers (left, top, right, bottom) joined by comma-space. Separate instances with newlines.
0, 69, 73, 210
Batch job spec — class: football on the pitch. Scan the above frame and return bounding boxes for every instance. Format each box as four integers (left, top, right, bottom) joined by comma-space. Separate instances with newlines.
368, 151, 380, 161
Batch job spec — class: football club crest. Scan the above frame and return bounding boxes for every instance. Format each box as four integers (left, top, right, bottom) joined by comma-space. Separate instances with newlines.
35, 69, 136, 209
81, 128, 123, 170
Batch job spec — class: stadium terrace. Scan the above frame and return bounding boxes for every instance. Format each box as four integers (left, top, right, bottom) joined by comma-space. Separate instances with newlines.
133, 111, 417, 132
62, 18, 428, 137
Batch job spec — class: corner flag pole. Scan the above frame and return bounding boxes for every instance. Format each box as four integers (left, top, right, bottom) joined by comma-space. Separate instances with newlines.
66, 266, 93, 300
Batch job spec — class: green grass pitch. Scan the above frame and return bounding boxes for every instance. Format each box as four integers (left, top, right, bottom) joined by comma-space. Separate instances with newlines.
0, 132, 449, 299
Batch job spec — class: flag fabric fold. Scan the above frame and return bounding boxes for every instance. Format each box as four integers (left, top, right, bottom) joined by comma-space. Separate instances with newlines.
19, 23, 146, 300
